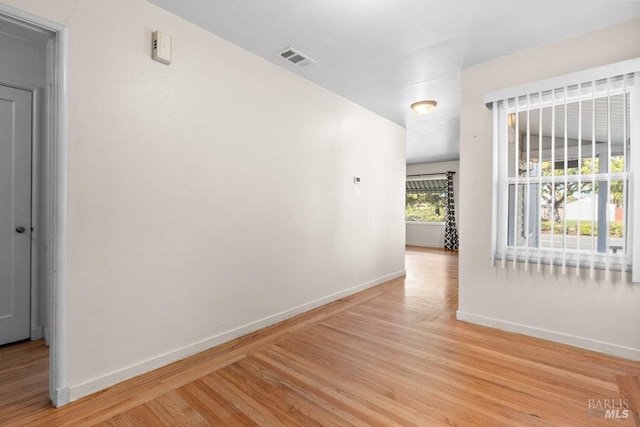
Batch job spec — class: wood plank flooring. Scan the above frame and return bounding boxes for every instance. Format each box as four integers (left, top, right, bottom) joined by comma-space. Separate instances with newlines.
1, 247, 639, 425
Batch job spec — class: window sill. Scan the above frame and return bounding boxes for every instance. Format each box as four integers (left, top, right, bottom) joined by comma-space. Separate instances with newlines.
406, 221, 445, 226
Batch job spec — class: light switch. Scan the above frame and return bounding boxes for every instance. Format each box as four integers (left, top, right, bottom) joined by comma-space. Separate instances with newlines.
152, 31, 172, 65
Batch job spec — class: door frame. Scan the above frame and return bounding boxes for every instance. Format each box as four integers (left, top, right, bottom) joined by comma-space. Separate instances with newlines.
0, 5, 69, 407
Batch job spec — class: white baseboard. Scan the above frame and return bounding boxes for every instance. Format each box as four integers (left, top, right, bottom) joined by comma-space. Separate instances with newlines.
43, 327, 49, 346
52, 386, 70, 408
68, 269, 406, 402
456, 310, 640, 361
30, 326, 43, 340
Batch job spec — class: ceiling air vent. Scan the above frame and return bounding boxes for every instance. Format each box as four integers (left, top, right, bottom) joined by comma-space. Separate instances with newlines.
277, 47, 316, 68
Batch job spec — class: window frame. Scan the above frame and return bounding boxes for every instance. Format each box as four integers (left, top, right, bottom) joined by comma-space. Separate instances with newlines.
485, 58, 640, 281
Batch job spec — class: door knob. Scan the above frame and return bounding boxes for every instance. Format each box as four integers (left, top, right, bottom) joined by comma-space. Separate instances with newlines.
15, 226, 25, 233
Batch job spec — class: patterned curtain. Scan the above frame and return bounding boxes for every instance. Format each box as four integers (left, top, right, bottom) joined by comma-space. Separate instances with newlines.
444, 171, 459, 251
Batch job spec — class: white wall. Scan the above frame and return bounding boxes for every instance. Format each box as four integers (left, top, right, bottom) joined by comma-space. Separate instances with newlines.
405, 223, 445, 248
405, 160, 459, 248
459, 18, 640, 360
0, 0, 406, 401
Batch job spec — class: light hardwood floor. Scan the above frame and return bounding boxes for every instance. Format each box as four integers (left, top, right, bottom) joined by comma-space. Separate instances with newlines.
1, 247, 639, 426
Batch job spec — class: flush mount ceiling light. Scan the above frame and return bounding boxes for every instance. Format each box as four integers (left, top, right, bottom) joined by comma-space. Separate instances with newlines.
411, 100, 437, 115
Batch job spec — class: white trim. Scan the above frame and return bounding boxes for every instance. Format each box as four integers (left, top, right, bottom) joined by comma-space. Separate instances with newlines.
405, 221, 445, 226
0, 79, 40, 92
456, 310, 640, 361
485, 56, 640, 106
0, 4, 62, 33
406, 174, 446, 182
53, 387, 70, 407
0, 4, 69, 408
67, 270, 407, 402
30, 87, 42, 341
51, 25, 69, 409
632, 73, 640, 282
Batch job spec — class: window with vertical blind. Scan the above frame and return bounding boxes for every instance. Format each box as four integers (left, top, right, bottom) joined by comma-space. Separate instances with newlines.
485, 58, 640, 281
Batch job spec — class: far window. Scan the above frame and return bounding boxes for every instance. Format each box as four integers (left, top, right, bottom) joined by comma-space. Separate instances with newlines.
405, 178, 446, 222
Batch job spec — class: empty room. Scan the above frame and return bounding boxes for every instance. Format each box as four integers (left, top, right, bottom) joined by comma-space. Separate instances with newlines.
1, 0, 640, 425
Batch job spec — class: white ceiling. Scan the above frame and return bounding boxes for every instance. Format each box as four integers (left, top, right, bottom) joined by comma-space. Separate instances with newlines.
147, 0, 640, 164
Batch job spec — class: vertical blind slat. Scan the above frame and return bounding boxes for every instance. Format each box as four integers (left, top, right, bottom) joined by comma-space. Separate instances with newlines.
538, 91, 543, 273
491, 103, 498, 267
525, 94, 531, 272
622, 77, 628, 276
606, 79, 612, 280
550, 89, 556, 273
513, 96, 519, 269
563, 86, 568, 275
502, 100, 508, 269
577, 82, 583, 275
590, 81, 596, 279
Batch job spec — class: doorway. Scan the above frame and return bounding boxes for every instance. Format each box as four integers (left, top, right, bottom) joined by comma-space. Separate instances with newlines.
0, 6, 68, 407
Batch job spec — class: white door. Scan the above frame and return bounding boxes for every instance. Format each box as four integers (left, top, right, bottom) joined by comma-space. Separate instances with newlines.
0, 85, 32, 345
